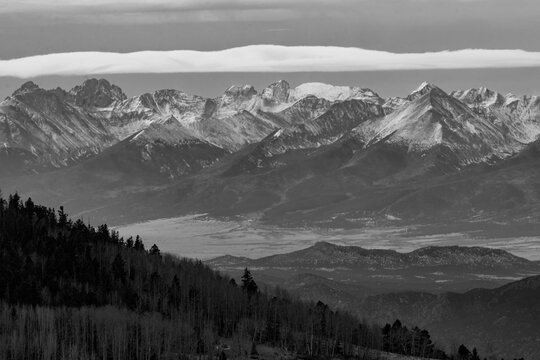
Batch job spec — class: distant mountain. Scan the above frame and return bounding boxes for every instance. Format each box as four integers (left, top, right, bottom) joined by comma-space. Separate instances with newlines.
4, 79, 540, 232
0, 81, 116, 169
452, 86, 540, 144
207, 242, 540, 294
210, 241, 537, 270
70, 78, 127, 108
0, 79, 384, 174
354, 83, 521, 169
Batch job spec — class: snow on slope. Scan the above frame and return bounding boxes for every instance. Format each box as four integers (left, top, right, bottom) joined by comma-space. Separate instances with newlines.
452, 87, 540, 144
289, 82, 383, 104
354, 83, 524, 165
5, 78, 540, 175
0, 81, 116, 167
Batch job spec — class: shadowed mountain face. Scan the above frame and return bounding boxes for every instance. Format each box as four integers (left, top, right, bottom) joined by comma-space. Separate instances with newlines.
2, 79, 540, 233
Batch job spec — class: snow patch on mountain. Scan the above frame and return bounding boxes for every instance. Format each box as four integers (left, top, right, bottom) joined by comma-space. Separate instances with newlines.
289, 82, 382, 104
355, 84, 525, 165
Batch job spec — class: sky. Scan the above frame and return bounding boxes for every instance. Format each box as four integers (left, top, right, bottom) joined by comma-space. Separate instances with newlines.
1, 0, 540, 99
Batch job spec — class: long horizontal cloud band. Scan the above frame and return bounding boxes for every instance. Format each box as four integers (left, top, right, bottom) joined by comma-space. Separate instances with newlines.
2, 45, 540, 78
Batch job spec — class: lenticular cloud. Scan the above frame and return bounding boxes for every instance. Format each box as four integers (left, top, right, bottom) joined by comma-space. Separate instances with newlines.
2, 45, 540, 78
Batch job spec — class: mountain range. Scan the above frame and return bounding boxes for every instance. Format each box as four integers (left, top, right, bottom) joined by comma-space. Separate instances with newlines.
2, 78, 540, 232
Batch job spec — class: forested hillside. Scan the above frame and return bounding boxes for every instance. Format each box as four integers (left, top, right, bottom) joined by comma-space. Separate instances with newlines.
0, 191, 452, 360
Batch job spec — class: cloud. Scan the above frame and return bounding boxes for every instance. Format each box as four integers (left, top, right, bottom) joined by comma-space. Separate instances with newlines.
0, 0, 343, 13
2, 45, 540, 78
0, 0, 353, 25
1, 0, 509, 24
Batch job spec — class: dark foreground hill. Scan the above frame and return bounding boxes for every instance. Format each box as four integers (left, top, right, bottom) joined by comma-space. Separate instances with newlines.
0, 192, 454, 360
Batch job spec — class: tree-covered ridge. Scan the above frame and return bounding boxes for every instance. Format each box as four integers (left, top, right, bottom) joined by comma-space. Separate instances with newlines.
0, 192, 457, 359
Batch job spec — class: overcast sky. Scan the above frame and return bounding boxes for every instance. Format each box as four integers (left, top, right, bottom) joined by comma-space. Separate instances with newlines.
1, 0, 540, 99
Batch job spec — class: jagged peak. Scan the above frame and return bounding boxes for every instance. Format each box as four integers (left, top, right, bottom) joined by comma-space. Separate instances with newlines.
70, 78, 118, 93
78, 78, 111, 87
224, 84, 257, 97
412, 81, 436, 93
407, 81, 444, 100
452, 86, 505, 107
69, 78, 126, 108
261, 80, 291, 105
270, 79, 290, 87
264, 80, 290, 92
12, 81, 41, 96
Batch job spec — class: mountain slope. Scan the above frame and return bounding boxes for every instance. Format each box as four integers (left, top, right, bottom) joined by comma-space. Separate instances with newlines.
0, 81, 116, 170
355, 84, 521, 168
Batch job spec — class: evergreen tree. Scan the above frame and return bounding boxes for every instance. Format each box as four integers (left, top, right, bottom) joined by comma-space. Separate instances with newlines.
241, 268, 258, 295
149, 244, 161, 256
58, 206, 67, 226
134, 235, 145, 251
458, 344, 472, 360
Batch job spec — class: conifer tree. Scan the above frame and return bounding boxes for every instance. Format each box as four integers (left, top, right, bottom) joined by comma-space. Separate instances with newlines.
149, 244, 161, 256
241, 268, 258, 295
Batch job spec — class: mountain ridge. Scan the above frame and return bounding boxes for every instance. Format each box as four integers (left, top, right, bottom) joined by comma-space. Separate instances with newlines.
4, 78, 540, 231
207, 241, 540, 270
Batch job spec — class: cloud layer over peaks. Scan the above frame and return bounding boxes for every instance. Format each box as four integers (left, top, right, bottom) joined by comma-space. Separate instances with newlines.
2, 45, 540, 78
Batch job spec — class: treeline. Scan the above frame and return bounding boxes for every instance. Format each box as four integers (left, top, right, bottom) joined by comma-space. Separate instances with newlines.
0, 192, 449, 359
381, 321, 524, 360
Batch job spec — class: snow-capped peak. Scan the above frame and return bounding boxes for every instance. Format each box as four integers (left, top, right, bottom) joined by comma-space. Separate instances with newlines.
412, 81, 432, 94
289, 82, 382, 104
261, 80, 291, 106
406, 82, 441, 101
451, 87, 505, 108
